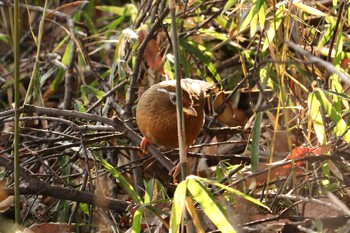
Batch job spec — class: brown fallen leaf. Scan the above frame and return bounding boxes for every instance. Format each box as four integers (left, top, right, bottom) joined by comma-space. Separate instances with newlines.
212, 91, 248, 127
23, 223, 74, 233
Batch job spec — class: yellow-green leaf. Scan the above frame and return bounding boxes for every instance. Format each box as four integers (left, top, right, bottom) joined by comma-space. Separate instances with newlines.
251, 112, 263, 172
187, 177, 236, 232
293, 2, 327, 16
131, 207, 142, 233
314, 89, 350, 143
308, 93, 326, 144
170, 181, 187, 233
97, 157, 142, 204
193, 176, 270, 210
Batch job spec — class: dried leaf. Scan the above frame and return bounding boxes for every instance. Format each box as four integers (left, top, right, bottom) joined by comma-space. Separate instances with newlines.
138, 29, 164, 75
23, 223, 74, 233
213, 91, 248, 127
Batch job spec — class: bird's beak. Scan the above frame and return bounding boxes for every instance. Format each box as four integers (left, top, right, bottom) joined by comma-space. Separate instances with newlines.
183, 105, 198, 116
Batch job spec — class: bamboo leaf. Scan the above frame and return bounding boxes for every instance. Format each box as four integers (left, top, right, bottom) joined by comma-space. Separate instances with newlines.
97, 156, 142, 204
251, 112, 263, 172
293, 2, 327, 16
96, 4, 137, 17
314, 89, 350, 144
262, 5, 284, 51
193, 176, 269, 210
169, 181, 187, 233
185, 197, 205, 233
131, 207, 142, 233
187, 177, 237, 232
308, 93, 326, 144
317, 17, 336, 50
223, 0, 238, 13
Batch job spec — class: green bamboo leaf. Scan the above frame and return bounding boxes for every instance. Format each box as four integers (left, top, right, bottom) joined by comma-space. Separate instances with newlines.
81, 85, 105, 100
143, 179, 154, 204
239, 0, 266, 36
223, 0, 238, 13
62, 41, 72, 65
308, 93, 326, 144
314, 89, 350, 143
240, 6, 253, 33
179, 39, 221, 82
193, 176, 270, 210
96, 4, 138, 17
334, 30, 343, 66
97, 156, 142, 204
198, 28, 228, 41
74, 100, 86, 112
348, 2, 350, 25
330, 74, 343, 112
317, 17, 336, 50
322, 89, 350, 101
179, 39, 211, 63
293, 2, 327, 16
187, 177, 237, 233
164, 54, 175, 80
250, 8, 258, 37
258, 1, 266, 30
251, 112, 263, 172
170, 181, 187, 233
262, 5, 284, 51
79, 203, 89, 215
214, 15, 232, 30
131, 207, 142, 233
0, 32, 8, 43
323, 87, 350, 110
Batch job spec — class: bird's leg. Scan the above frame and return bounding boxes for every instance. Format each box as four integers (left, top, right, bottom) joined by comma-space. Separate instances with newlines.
169, 164, 181, 184
170, 145, 191, 183
140, 137, 151, 153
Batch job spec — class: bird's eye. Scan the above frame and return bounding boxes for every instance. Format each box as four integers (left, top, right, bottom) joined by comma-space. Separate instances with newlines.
169, 92, 176, 104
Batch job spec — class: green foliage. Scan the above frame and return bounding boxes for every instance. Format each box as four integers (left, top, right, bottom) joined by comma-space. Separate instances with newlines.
96, 155, 142, 204
314, 89, 350, 143
251, 112, 263, 172
170, 176, 270, 232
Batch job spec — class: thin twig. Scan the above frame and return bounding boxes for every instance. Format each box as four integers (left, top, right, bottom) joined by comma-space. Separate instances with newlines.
288, 41, 350, 86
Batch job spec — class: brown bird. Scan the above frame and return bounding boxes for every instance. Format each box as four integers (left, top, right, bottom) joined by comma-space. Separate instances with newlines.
136, 79, 214, 152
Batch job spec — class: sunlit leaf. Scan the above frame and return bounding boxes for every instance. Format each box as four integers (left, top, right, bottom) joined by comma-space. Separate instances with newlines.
334, 29, 343, 66
131, 207, 142, 233
187, 177, 237, 232
193, 176, 270, 210
198, 28, 228, 41
170, 181, 187, 233
96, 4, 138, 17
223, 0, 238, 13
97, 156, 142, 204
317, 17, 336, 49
262, 5, 284, 51
314, 89, 350, 144
239, 0, 266, 37
308, 93, 326, 144
79, 203, 89, 215
185, 197, 205, 233
0, 33, 8, 43
293, 2, 327, 16
258, 1, 266, 30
